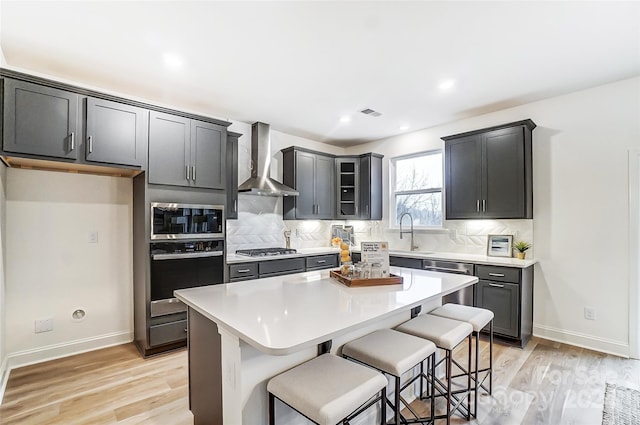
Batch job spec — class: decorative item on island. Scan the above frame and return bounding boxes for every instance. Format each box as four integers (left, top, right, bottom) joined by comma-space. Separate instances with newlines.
330, 241, 402, 286
513, 240, 532, 259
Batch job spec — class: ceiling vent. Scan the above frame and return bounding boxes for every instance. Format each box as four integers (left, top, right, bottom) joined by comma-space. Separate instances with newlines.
360, 108, 382, 117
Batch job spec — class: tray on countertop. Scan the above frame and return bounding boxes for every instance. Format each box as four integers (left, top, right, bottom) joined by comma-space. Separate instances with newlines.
329, 270, 403, 287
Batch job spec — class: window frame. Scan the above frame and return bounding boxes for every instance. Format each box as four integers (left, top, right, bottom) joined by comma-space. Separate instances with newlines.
389, 149, 444, 229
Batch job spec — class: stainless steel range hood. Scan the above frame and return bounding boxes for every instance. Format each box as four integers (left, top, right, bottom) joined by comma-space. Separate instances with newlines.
238, 122, 299, 196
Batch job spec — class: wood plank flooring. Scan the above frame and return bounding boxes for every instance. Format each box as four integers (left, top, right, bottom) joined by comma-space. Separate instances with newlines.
1, 337, 639, 424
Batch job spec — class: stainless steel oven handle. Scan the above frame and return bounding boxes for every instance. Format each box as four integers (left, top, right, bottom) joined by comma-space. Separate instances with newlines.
152, 251, 224, 260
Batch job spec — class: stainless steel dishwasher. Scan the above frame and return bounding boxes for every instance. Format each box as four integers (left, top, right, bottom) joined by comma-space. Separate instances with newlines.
423, 259, 475, 306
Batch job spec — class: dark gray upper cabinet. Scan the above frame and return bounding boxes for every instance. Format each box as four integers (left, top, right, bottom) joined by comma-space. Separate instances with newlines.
148, 111, 226, 189
443, 119, 535, 220
336, 157, 360, 219
148, 112, 190, 186
3, 78, 79, 160
282, 147, 335, 220
191, 120, 225, 190
359, 153, 383, 220
226, 132, 241, 220
85, 97, 147, 167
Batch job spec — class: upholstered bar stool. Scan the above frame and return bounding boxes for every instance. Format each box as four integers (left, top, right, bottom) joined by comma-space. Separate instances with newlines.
396, 314, 473, 425
342, 328, 437, 424
430, 303, 494, 416
267, 353, 388, 425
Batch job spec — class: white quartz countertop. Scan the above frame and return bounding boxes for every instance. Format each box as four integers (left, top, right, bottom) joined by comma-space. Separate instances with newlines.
226, 247, 340, 264
175, 266, 478, 355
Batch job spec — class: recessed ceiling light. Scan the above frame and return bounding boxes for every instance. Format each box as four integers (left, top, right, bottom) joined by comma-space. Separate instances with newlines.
163, 53, 183, 68
438, 79, 455, 90
399, 125, 410, 131
340, 115, 351, 123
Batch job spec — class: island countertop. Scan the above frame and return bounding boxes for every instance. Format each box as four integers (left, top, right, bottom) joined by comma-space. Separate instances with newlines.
175, 266, 478, 355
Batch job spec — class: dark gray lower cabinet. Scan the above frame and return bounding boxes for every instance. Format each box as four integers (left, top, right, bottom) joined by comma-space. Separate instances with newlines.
306, 254, 338, 270
258, 258, 305, 278
228, 253, 339, 282
475, 280, 520, 338
474, 264, 533, 347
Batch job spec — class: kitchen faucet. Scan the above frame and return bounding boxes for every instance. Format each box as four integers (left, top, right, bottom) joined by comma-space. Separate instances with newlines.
399, 212, 419, 251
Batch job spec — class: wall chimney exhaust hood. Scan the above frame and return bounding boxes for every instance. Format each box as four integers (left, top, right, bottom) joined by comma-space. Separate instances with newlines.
238, 122, 299, 196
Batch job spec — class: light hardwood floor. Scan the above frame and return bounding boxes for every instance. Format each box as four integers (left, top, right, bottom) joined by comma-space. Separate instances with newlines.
1, 337, 638, 424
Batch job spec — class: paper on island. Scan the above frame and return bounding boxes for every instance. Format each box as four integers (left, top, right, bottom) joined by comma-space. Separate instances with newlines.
360, 241, 390, 277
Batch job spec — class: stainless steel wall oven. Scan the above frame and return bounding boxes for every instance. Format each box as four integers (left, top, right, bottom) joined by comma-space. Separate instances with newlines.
147, 239, 224, 349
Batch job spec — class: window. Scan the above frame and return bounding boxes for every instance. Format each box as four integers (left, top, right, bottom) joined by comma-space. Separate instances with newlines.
391, 150, 443, 227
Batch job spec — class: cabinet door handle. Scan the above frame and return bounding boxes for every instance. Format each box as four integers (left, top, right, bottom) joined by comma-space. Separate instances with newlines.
316, 260, 326, 264
366, 205, 369, 215
476, 200, 480, 212
192, 166, 196, 181
87, 136, 93, 154
70, 132, 75, 151
234, 199, 237, 213
355, 206, 358, 214
488, 273, 505, 277
489, 283, 505, 288
483, 199, 486, 212
237, 269, 251, 273
186, 165, 190, 181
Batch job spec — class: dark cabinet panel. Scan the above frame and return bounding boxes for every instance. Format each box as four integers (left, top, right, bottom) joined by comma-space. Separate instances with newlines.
148, 111, 190, 186
389, 256, 422, 269
148, 112, 226, 189
283, 147, 335, 220
443, 120, 535, 220
258, 258, 305, 277
445, 135, 482, 219
315, 154, 335, 219
3, 78, 79, 160
306, 254, 338, 270
85, 97, 147, 167
229, 263, 258, 281
475, 280, 520, 338
360, 153, 383, 220
483, 127, 526, 218
226, 132, 240, 220
191, 120, 225, 190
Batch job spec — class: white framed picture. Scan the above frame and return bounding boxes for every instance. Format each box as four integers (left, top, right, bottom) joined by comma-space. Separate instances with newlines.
487, 234, 513, 257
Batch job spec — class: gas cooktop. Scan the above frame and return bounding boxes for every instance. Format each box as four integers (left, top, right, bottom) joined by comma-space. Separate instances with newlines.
235, 248, 297, 257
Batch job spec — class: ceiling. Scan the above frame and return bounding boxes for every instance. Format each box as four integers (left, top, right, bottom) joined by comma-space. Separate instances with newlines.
1, 1, 639, 147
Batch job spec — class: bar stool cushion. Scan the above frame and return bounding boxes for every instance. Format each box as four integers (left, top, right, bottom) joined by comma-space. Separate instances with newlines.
396, 314, 473, 350
342, 328, 437, 376
430, 303, 494, 332
267, 353, 387, 425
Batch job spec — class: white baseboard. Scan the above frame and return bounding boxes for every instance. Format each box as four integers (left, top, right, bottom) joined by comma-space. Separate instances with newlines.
0, 355, 9, 405
533, 324, 629, 358
6, 330, 133, 371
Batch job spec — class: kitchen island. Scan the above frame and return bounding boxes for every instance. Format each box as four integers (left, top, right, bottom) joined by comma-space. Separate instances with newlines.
175, 266, 478, 425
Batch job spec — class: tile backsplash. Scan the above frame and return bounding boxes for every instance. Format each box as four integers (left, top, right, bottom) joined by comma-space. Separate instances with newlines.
226, 196, 534, 257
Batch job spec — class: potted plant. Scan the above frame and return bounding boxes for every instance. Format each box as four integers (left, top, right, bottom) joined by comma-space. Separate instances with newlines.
513, 241, 532, 259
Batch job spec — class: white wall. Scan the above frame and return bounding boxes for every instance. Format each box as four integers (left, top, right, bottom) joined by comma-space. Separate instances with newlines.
5, 169, 133, 368
348, 76, 640, 356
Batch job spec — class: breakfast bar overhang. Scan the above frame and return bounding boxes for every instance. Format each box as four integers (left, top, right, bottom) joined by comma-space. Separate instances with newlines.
175, 266, 479, 425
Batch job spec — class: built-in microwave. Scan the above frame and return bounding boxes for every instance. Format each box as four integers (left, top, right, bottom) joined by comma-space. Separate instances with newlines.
150, 203, 224, 240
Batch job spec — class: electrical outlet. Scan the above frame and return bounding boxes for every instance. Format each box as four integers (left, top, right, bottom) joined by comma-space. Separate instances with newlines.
88, 231, 98, 243
584, 307, 597, 321
35, 318, 54, 333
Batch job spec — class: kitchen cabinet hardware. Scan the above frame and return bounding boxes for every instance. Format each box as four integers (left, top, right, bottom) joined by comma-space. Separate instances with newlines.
70, 132, 75, 151
316, 260, 326, 264
87, 135, 93, 153
488, 273, 505, 277
185, 165, 190, 181
444, 119, 535, 219
192, 165, 196, 181
424, 266, 469, 274
489, 283, 505, 288
237, 269, 252, 273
